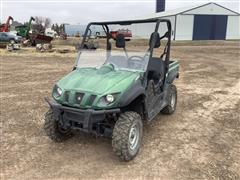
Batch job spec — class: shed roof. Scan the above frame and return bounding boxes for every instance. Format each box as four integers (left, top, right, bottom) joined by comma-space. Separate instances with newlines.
137, 2, 240, 19
101, 3, 239, 23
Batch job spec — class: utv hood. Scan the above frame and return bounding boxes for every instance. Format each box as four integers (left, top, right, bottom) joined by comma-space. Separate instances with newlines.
57, 66, 140, 95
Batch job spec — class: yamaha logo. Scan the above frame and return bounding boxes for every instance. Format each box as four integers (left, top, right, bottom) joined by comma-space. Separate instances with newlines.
77, 96, 81, 101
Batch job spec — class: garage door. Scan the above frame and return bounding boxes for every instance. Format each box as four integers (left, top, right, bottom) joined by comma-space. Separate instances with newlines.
193, 15, 228, 40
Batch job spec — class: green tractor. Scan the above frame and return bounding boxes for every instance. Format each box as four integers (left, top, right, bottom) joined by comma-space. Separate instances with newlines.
44, 18, 179, 161
15, 16, 35, 38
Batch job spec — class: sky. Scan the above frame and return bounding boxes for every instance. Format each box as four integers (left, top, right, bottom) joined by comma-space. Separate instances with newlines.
0, 0, 239, 24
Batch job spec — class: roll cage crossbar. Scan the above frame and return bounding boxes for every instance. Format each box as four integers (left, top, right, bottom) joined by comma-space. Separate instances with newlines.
78, 19, 172, 72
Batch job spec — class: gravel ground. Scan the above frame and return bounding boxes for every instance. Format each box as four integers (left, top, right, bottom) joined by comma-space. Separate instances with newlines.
1, 41, 240, 179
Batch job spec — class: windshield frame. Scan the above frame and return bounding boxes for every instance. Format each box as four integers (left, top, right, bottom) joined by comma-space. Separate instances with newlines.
74, 18, 172, 72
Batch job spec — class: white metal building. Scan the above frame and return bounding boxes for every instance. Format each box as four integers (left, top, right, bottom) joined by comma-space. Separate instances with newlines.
137, 2, 240, 40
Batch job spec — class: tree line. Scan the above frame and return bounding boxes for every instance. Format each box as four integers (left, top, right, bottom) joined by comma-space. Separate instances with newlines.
21, 16, 65, 35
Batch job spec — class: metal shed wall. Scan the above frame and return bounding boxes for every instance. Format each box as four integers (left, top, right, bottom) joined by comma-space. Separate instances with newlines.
174, 3, 240, 40
148, 3, 240, 40
159, 16, 175, 40
175, 15, 194, 40
90, 3, 239, 40
226, 16, 240, 39
129, 16, 175, 40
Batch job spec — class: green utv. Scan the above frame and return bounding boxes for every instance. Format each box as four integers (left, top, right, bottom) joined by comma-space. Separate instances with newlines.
44, 19, 179, 161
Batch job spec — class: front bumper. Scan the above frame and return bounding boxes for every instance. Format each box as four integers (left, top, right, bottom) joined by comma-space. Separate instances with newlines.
45, 97, 120, 135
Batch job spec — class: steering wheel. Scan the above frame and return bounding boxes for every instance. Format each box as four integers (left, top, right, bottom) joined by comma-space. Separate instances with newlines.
128, 56, 144, 61
108, 62, 116, 70
128, 56, 145, 69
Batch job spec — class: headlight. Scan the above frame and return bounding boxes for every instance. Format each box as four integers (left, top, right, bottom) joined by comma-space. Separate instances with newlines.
106, 94, 114, 103
98, 93, 120, 106
56, 87, 63, 96
53, 85, 63, 98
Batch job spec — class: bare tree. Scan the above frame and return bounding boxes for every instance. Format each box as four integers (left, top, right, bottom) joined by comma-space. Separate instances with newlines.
44, 18, 51, 29
32, 16, 51, 34
51, 23, 66, 35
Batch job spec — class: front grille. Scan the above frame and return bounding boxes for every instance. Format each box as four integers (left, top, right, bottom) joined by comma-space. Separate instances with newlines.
75, 92, 84, 104
70, 121, 83, 129
86, 95, 97, 106
64, 91, 70, 102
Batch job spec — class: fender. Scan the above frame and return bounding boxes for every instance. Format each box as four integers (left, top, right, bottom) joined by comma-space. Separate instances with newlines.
118, 79, 145, 107
166, 61, 179, 84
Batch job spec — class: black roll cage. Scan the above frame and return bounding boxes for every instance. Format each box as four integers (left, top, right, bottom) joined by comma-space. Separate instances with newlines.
78, 18, 172, 73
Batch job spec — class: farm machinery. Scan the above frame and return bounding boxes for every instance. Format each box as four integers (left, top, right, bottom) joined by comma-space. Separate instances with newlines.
0, 16, 13, 32
28, 33, 53, 46
15, 16, 35, 38
110, 29, 132, 41
15, 16, 53, 46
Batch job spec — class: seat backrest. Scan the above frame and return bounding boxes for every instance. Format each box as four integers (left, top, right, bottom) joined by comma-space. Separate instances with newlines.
147, 57, 165, 80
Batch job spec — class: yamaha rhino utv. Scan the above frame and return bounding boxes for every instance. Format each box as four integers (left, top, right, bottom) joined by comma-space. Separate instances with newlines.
44, 18, 179, 161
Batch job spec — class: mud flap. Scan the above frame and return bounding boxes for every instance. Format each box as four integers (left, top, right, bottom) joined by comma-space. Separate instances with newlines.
146, 81, 166, 120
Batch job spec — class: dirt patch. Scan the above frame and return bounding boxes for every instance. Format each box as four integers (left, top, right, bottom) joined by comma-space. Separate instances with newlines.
1, 41, 240, 179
